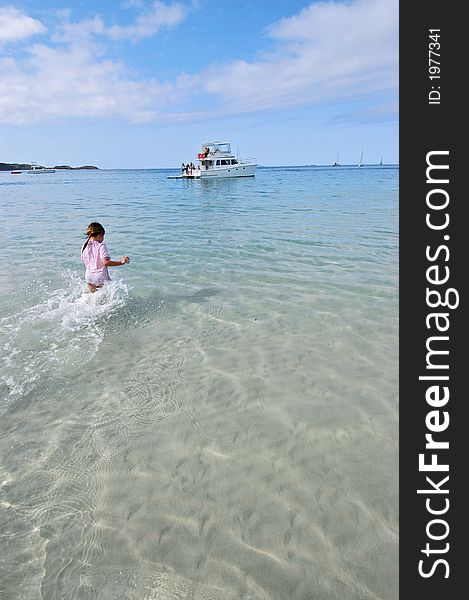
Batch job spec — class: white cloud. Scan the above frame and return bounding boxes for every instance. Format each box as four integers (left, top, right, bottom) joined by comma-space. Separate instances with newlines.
54, 1, 186, 44
0, 6, 46, 44
0, 2, 192, 123
106, 1, 186, 41
0, 42, 187, 124
54, 16, 106, 45
0, 0, 397, 125
197, 0, 398, 113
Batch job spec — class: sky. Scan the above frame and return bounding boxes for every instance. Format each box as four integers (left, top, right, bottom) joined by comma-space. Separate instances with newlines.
0, 0, 398, 168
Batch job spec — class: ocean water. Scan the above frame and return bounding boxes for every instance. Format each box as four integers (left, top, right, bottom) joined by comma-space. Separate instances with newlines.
0, 166, 398, 600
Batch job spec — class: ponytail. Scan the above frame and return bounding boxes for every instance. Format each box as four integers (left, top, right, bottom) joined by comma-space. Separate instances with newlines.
81, 235, 91, 253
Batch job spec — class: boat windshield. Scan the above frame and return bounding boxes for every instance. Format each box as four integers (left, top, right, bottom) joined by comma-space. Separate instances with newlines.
204, 143, 231, 154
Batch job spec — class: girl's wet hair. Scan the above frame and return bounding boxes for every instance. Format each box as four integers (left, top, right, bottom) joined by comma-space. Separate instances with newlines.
86, 222, 105, 237
82, 222, 105, 251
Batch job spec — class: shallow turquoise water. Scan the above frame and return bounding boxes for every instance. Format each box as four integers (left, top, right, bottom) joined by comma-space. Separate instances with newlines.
0, 166, 398, 599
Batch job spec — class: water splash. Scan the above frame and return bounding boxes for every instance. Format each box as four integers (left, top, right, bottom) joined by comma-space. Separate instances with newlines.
0, 271, 129, 412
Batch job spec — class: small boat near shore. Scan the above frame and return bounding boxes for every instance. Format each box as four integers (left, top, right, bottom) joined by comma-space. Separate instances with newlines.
27, 163, 56, 174
11, 171, 22, 174
171, 141, 256, 179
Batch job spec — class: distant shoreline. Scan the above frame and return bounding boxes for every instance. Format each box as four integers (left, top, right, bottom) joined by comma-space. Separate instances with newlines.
1, 163, 399, 172
0, 163, 99, 171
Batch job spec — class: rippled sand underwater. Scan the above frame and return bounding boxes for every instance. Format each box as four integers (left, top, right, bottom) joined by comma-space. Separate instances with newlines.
0, 167, 398, 599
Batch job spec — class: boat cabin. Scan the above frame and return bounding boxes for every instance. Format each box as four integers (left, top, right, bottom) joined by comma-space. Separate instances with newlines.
197, 141, 240, 171
200, 157, 240, 170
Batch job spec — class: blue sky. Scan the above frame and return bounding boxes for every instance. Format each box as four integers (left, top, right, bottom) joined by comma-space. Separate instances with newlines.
0, 0, 398, 168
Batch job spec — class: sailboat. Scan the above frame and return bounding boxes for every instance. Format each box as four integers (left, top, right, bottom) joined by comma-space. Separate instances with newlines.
332, 151, 340, 167
358, 149, 364, 167
379, 157, 383, 166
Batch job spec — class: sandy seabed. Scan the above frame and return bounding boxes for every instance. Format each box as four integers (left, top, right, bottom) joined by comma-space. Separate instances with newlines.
0, 166, 398, 599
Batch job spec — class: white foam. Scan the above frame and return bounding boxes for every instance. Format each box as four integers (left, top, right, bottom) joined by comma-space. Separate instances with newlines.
0, 271, 129, 411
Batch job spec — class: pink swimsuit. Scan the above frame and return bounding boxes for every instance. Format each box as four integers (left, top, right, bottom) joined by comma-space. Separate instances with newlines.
81, 240, 111, 285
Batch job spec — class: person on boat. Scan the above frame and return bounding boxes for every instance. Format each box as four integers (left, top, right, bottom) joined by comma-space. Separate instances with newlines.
185, 164, 190, 175
204, 147, 210, 158
190, 162, 195, 175
81, 222, 130, 293
181, 162, 185, 175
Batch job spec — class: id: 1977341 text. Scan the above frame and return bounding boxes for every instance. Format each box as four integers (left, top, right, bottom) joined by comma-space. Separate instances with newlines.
428, 29, 441, 105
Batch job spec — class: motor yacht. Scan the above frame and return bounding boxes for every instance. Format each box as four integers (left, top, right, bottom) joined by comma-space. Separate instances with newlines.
173, 142, 256, 179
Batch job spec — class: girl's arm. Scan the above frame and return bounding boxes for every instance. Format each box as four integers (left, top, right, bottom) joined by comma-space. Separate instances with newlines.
103, 256, 130, 267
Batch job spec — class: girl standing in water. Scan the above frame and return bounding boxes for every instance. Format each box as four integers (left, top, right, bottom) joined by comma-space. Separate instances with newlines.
81, 222, 130, 293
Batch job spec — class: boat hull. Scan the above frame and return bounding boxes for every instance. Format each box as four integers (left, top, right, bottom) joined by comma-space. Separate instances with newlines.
200, 163, 256, 178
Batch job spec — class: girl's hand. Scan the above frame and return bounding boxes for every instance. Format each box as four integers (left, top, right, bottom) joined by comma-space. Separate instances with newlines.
121, 256, 130, 264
